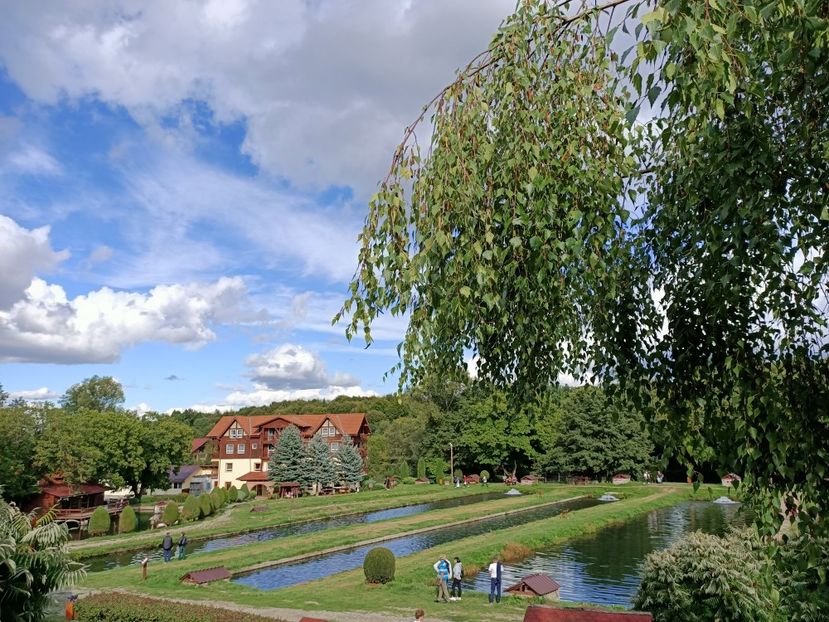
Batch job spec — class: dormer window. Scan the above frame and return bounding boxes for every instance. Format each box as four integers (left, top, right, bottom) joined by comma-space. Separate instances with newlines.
320, 420, 338, 437
227, 422, 244, 439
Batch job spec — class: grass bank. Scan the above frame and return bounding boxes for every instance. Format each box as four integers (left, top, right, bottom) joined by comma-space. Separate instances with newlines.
72, 484, 513, 559
82, 486, 713, 622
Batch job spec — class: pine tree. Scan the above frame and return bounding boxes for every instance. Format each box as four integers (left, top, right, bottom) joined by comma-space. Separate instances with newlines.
305, 434, 336, 495
268, 425, 306, 485
337, 435, 364, 491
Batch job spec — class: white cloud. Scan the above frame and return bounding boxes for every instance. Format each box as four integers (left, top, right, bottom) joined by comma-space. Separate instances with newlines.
0, 275, 263, 363
0, 214, 69, 309
246, 343, 360, 391
131, 401, 152, 416
88, 245, 114, 265
0, 0, 514, 193
8, 386, 60, 401
7, 145, 63, 176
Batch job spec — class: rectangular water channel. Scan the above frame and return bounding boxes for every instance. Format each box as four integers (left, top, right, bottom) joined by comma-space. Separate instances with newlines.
233, 497, 599, 590
84, 491, 509, 572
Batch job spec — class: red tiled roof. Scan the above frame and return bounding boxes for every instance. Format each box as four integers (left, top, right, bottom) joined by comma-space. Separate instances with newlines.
506, 573, 561, 596
180, 566, 231, 584
191, 437, 209, 453
205, 413, 368, 440
523, 606, 652, 622
41, 483, 108, 498
238, 471, 270, 482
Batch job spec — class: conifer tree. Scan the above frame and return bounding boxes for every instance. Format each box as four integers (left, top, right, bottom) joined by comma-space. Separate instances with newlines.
337, 435, 364, 491
268, 425, 306, 484
305, 433, 336, 495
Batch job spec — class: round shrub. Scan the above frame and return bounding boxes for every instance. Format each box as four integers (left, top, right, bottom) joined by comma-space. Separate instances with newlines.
161, 501, 179, 526
199, 493, 213, 518
402, 476, 416, 485
88, 506, 111, 536
363, 546, 395, 584
453, 468, 463, 480
118, 505, 137, 533
182, 493, 200, 521
228, 486, 238, 502
217, 487, 227, 505
480, 469, 490, 482
210, 490, 221, 510
240, 484, 250, 500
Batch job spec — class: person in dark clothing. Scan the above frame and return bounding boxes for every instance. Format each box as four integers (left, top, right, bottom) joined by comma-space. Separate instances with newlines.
450, 556, 463, 600
488, 555, 502, 604
161, 532, 173, 562
177, 532, 188, 560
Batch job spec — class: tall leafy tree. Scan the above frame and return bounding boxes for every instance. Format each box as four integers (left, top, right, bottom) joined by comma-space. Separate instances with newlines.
0, 494, 85, 622
336, 435, 364, 490
268, 425, 306, 484
0, 402, 45, 500
305, 434, 336, 495
339, 0, 829, 540
60, 376, 125, 413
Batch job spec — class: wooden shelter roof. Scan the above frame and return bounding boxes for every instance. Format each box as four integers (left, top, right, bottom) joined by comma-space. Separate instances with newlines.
506, 573, 561, 596
180, 566, 232, 584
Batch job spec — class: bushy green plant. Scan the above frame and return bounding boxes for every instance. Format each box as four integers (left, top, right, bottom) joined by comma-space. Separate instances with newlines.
75, 592, 282, 621
199, 493, 213, 518
217, 487, 227, 505
239, 484, 250, 500
416, 456, 427, 479
87, 506, 112, 536
209, 490, 221, 511
182, 494, 200, 521
480, 469, 490, 482
227, 486, 238, 502
162, 501, 179, 526
398, 461, 410, 479
453, 468, 463, 480
118, 505, 137, 533
635, 529, 773, 622
402, 476, 416, 485
363, 546, 395, 583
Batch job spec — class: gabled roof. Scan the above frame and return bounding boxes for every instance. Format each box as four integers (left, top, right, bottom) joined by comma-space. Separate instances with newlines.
40, 483, 108, 498
523, 606, 652, 622
238, 471, 270, 482
205, 413, 368, 440
168, 465, 201, 484
506, 573, 561, 596
191, 438, 209, 453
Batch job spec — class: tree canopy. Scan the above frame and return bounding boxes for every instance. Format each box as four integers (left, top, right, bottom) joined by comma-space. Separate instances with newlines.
339, 0, 829, 538
60, 375, 124, 413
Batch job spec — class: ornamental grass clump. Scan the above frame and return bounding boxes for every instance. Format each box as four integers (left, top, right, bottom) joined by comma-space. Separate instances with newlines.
87, 506, 111, 536
500, 541, 533, 563
363, 546, 395, 584
118, 505, 137, 533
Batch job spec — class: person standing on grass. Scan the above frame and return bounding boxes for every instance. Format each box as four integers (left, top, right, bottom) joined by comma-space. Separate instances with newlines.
177, 532, 188, 560
488, 555, 503, 605
161, 531, 173, 562
433, 554, 451, 602
450, 556, 463, 600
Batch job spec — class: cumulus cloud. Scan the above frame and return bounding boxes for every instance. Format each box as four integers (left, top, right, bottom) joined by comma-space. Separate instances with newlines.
8, 387, 60, 401
246, 343, 360, 391
0, 0, 514, 193
0, 276, 263, 363
0, 214, 68, 309
7, 145, 63, 176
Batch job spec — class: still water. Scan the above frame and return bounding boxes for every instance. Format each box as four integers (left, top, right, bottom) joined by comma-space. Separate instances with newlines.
84, 491, 507, 572
234, 497, 599, 590
465, 500, 745, 606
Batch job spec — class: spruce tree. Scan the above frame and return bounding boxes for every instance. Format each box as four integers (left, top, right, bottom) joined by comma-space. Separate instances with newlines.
337, 435, 364, 491
268, 425, 306, 484
305, 433, 336, 495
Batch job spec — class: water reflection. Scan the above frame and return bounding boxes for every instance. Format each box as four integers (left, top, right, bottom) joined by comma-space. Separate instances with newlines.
84, 491, 507, 572
234, 498, 599, 591
465, 500, 745, 606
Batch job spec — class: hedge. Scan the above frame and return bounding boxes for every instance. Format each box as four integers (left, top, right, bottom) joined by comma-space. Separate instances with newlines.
227, 486, 238, 503
76, 593, 286, 621
88, 506, 112, 536
363, 546, 395, 583
162, 501, 180, 526
118, 506, 137, 534
239, 484, 250, 500
199, 493, 213, 518
181, 494, 200, 521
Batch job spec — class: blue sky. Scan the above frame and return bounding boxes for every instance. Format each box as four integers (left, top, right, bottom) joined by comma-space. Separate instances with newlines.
0, 0, 513, 412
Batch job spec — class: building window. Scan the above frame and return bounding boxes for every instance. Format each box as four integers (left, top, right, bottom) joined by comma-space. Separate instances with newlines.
229, 427, 244, 439
226, 444, 235, 455
267, 429, 275, 439
330, 442, 340, 452
173, 482, 182, 489
251, 443, 258, 450
254, 462, 261, 472
225, 463, 233, 472
266, 444, 274, 456
237, 443, 246, 453
320, 420, 338, 437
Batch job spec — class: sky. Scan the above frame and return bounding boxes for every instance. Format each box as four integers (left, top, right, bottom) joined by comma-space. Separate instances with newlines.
0, 0, 516, 413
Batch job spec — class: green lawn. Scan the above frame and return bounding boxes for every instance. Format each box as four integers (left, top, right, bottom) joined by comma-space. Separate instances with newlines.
79, 485, 716, 621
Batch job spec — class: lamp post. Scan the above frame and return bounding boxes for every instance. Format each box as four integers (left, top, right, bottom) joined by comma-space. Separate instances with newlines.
449, 442, 454, 486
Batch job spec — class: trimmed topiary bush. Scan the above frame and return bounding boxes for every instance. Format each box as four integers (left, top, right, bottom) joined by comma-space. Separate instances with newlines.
398, 461, 410, 479
199, 493, 213, 518
182, 493, 200, 521
228, 486, 238, 502
88, 506, 111, 536
217, 487, 227, 505
480, 469, 490, 482
363, 546, 395, 583
162, 501, 180, 526
118, 505, 137, 533
416, 457, 427, 479
239, 484, 250, 500
209, 490, 221, 511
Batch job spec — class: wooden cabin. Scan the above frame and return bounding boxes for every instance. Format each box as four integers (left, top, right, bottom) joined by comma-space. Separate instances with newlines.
523, 605, 653, 622
506, 574, 561, 601
23, 474, 122, 522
